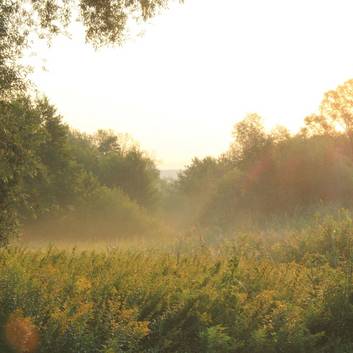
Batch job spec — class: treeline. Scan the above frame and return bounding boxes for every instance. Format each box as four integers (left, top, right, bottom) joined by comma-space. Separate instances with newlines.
0, 96, 163, 244
3, 79, 353, 244
0, 0, 180, 245
163, 79, 353, 231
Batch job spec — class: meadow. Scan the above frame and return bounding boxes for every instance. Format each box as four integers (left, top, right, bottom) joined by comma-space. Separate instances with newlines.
3, 2, 353, 352
2, 211, 353, 353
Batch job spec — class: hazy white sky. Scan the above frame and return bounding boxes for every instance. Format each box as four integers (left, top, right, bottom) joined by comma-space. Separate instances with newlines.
28, 0, 353, 169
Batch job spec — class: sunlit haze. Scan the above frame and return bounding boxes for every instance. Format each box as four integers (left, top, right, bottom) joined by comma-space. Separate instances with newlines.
28, 0, 353, 169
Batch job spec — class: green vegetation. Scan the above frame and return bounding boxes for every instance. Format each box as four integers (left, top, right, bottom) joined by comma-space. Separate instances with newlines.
166, 80, 353, 230
3, 33, 353, 350
2, 211, 353, 353
0, 96, 165, 245
1, 0, 178, 245
3, 1, 353, 352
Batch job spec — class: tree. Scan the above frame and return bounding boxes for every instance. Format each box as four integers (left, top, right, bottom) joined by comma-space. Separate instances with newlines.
270, 125, 291, 144
177, 157, 220, 195
301, 114, 335, 137
0, 0, 181, 98
320, 79, 353, 156
68, 129, 160, 209
0, 96, 103, 243
321, 79, 353, 132
0, 97, 46, 244
94, 129, 121, 155
0, 0, 180, 243
229, 113, 268, 162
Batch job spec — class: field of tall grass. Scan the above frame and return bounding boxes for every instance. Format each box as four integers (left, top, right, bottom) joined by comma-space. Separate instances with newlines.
2, 210, 353, 353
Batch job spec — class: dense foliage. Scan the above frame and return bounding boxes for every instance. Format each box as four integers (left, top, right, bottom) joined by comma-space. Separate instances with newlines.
2, 212, 353, 353
166, 80, 353, 230
4, 79, 353, 243
0, 0, 179, 244
0, 96, 163, 244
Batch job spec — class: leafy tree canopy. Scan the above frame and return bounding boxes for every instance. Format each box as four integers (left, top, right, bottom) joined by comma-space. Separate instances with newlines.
0, 0, 181, 98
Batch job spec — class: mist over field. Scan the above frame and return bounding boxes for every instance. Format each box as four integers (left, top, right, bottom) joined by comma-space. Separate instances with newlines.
2, 0, 353, 352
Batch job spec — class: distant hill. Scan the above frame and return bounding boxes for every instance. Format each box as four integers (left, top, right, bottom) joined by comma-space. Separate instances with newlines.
159, 169, 180, 180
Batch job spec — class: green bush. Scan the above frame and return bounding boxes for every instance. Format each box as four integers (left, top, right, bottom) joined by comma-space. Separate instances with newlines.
24, 186, 168, 243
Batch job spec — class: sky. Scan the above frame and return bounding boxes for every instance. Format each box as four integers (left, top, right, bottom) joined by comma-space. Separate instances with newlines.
28, 0, 353, 169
